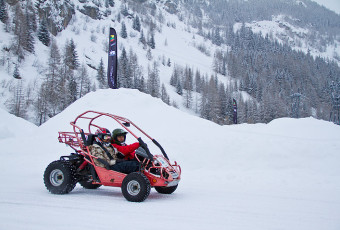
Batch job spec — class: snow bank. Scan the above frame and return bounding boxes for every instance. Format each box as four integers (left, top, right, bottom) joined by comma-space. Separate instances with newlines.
0, 108, 38, 140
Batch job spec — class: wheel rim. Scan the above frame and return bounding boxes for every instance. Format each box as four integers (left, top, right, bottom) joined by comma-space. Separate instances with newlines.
50, 169, 64, 186
127, 180, 141, 196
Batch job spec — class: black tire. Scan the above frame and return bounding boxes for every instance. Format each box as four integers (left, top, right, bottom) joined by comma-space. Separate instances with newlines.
43, 160, 77, 194
154, 185, 178, 194
121, 172, 151, 202
79, 180, 102, 189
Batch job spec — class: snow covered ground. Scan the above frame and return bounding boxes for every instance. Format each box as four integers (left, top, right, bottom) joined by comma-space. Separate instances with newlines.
1, 89, 340, 230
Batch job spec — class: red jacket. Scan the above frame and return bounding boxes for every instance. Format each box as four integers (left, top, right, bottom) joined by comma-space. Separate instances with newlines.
112, 142, 140, 160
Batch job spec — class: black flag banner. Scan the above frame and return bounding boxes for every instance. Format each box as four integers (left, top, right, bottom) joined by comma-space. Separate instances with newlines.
233, 99, 237, 124
107, 27, 118, 89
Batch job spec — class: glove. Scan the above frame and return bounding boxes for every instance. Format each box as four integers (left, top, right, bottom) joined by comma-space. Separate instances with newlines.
116, 152, 125, 159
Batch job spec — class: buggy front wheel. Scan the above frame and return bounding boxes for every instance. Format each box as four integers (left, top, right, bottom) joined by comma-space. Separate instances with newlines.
121, 172, 151, 202
44, 160, 77, 194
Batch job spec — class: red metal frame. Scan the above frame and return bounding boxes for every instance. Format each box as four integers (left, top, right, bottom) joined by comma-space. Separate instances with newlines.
58, 111, 181, 188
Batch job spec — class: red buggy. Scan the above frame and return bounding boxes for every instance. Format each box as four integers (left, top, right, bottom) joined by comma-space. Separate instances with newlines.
43, 111, 181, 202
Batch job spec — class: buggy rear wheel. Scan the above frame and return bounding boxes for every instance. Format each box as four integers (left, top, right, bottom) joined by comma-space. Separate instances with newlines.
121, 172, 150, 202
154, 185, 178, 194
44, 160, 77, 194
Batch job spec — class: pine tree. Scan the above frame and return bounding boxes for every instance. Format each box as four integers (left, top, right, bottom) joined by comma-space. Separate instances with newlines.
13, 64, 21, 79
184, 66, 193, 108
68, 73, 78, 104
0, 0, 9, 24
97, 58, 107, 89
139, 29, 146, 48
118, 47, 131, 88
47, 39, 61, 85
212, 27, 222, 46
161, 84, 170, 105
148, 32, 155, 49
38, 19, 50, 46
13, 3, 25, 61
121, 22, 127, 39
147, 62, 160, 98
138, 75, 146, 93
129, 49, 143, 89
176, 80, 183, 95
7, 80, 27, 119
108, 0, 114, 7
146, 48, 153, 61
23, 10, 35, 53
195, 70, 202, 93
132, 15, 141, 32
77, 64, 91, 98
65, 39, 79, 70
167, 58, 171, 67
44, 39, 62, 116
217, 83, 227, 124
35, 84, 49, 125
121, 4, 129, 16
170, 65, 180, 87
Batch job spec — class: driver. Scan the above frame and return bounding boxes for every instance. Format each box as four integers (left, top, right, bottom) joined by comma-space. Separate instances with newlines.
111, 129, 140, 160
89, 128, 139, 174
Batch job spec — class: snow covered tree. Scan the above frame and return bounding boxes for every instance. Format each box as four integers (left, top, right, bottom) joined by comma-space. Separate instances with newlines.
13, 64, 21, 79
12, 3, 25, 61
147, 62, 160, 98
47, 39, 61, 85
7, 80, 27, 119
146, 48, 152, 61
38, 19, 50, 46
0, 0, 9, 24
170, 65, 180, 87
212, 27, 222, 46
23, 3, 35, 54
118, 47, 131, 88
120, 4, 129, 17
176, 80, 183, 96
39, 39, 62, 117
35, 84, 49, 125
64, 39, 79, 70
147, 32, 155, 49
129, 49, 143, 90
68, 74, 78, 105
184, 87, 193, 109
132, 15, 141, 32
77, 63, 91, 98
139, 29, 147, 48
183, 66, 193, 108
194, 70, 202, 93
97, 58, 107, 89
167, 58, 171, 67
161, 84, 170, 105
121, 22, 127, 39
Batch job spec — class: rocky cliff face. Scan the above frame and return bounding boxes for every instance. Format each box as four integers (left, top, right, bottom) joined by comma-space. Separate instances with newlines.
36, 0, 75, 36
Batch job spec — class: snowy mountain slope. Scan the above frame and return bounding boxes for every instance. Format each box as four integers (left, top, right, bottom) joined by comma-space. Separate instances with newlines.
0, 0, 229, 119
1, 89, 339, 230
234, 14, 340, 63
312, 0, 340, 15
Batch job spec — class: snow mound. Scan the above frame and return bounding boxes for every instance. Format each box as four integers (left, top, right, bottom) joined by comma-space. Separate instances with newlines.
0, 108, 38, 140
